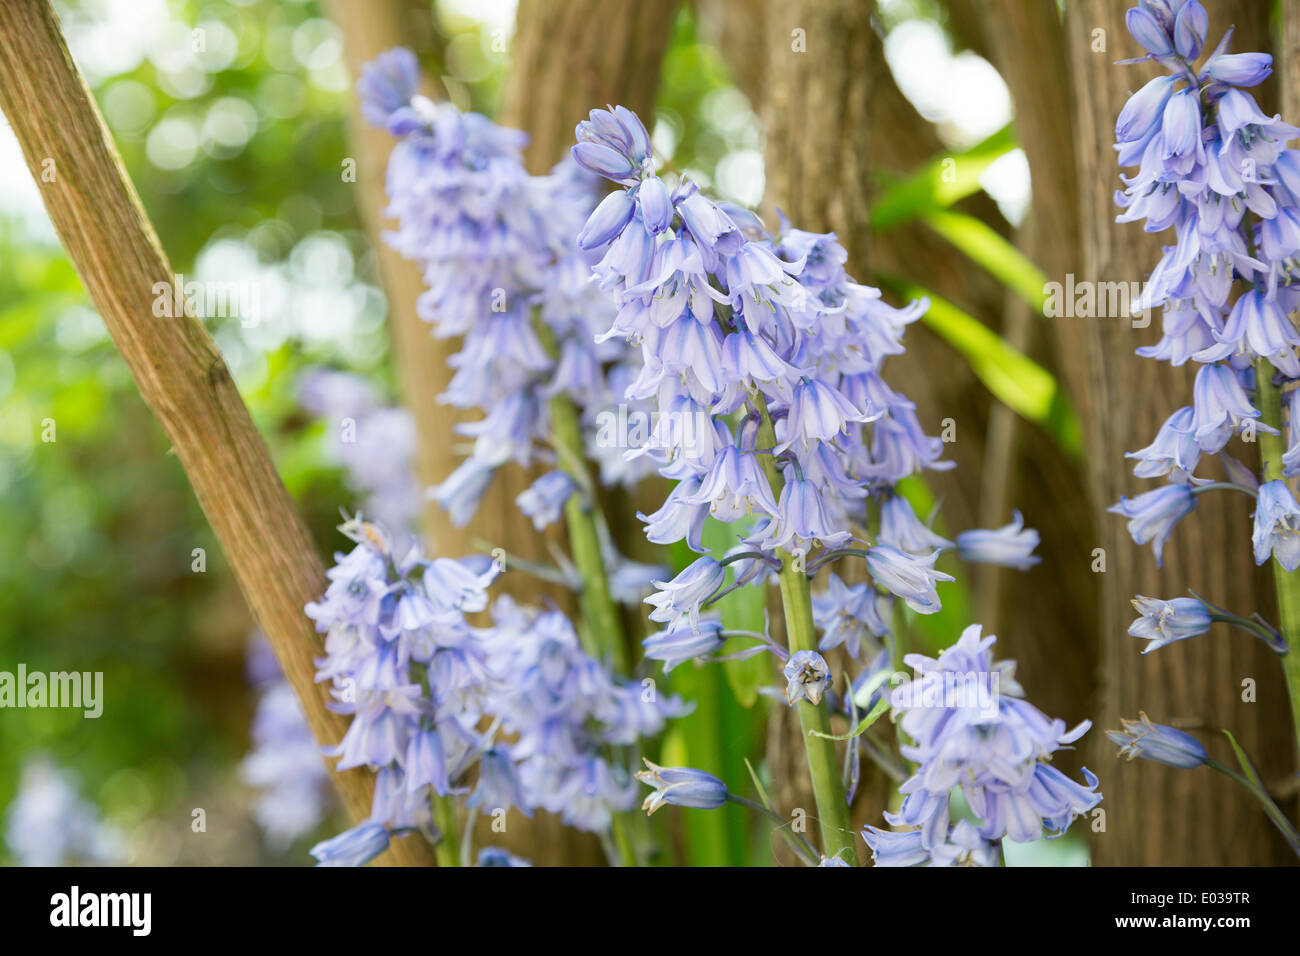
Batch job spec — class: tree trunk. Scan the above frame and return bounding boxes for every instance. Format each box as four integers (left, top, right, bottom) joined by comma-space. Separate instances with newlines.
1063, 0, 1293, 865
958, 0, 1102, 768
328, 0, 462, 554
502, 0, 679, 170
753, 0, 1100, 859
0, 0, 431, 865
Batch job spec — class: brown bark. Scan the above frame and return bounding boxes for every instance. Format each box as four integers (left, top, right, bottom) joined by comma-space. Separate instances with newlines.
963, 0, 1101, 750
327, 0, 462, 556
693, 0, 767, 108
0, 0, 432, 864
1063, 0, 1293, 864
502, 0, 680, 171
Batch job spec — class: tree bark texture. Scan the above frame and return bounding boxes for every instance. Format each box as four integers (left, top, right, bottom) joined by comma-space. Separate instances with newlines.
1062, 0, 1293, 864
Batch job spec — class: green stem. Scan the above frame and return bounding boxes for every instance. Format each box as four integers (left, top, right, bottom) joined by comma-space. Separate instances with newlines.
726, 794, 820, 865
541, 332, 629, 673
608, 815, 639, 867
1206, 758, 1300, 858
536, 322, 644, 862
1253, 361, 1300, 760
431, 794, 461, 867
753, 396, 857, 864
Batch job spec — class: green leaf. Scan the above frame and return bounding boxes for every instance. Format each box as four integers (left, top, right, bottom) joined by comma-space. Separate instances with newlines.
877, 276, 1082, 458
870, 123, 1017, 230
1222, 729, 1265, 790
663, 516, 767, 865
920, 208, 1049, 311
702, 515, 769, 708
809, 697, 890, 741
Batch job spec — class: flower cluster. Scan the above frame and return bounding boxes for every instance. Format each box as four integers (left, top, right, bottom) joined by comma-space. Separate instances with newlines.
572, 105, 1042, 681
241, 634, 333, 848
359, 49, 655, 535
479, 597, 687, 832
304, 515, 678, 864
306, 516, 499, 864
863, 626, 1101, 866
1112, 0, 1300, 572
3, 756, 124, 866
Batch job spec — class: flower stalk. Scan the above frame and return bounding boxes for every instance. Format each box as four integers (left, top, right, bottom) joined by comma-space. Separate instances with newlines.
539, 319, 630, 675
1254, 360, 1300, 758
431, 793, 462, 867
754, 397, 857, 864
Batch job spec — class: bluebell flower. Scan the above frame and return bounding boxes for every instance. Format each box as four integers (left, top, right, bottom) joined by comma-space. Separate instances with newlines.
863, 819, 999, 868
865, 545, 953, 614
4, 758, 124, 866
879, 626, 1100, 849
1201, 51, 1273, 87
361, 53, 643, 533
309, 822, 391, 867
1173, 0, 1208, 60
1189, 363, 1262, 454
1108, 712, 1208, 769
1128, 595, 1213, 653
639, 476, 711, 553
572, 103, 954, 625
1283, 391, 1300, 479
929, 820, 1001, 867
356, 47, 420, 133
685, 444, 780, 522
1109, 483, 1198, 566
1252, 479, 1300, 571
516, 471, 576, 532
477, 847, 533, 867
813, 572, 891, 659
307, 516, 503, 855
1115, 75, 1176, 142
645, 556, 726, 628
758, 475, 852, 553
1204, 290, 1300, 377
784, 650, 832, 706
955, 511, 1041, 570
861, 826, 929, 867
480, 603, 683, 832
777, 378, 871, 453
879, 495, 953, 554
635, 761, 728, 814
1126, 406, 1201, 479
1124, 3, 1173, 59
241, 639, 333, 848
642, 616, 726, 672
1111, 3, 1300, 596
